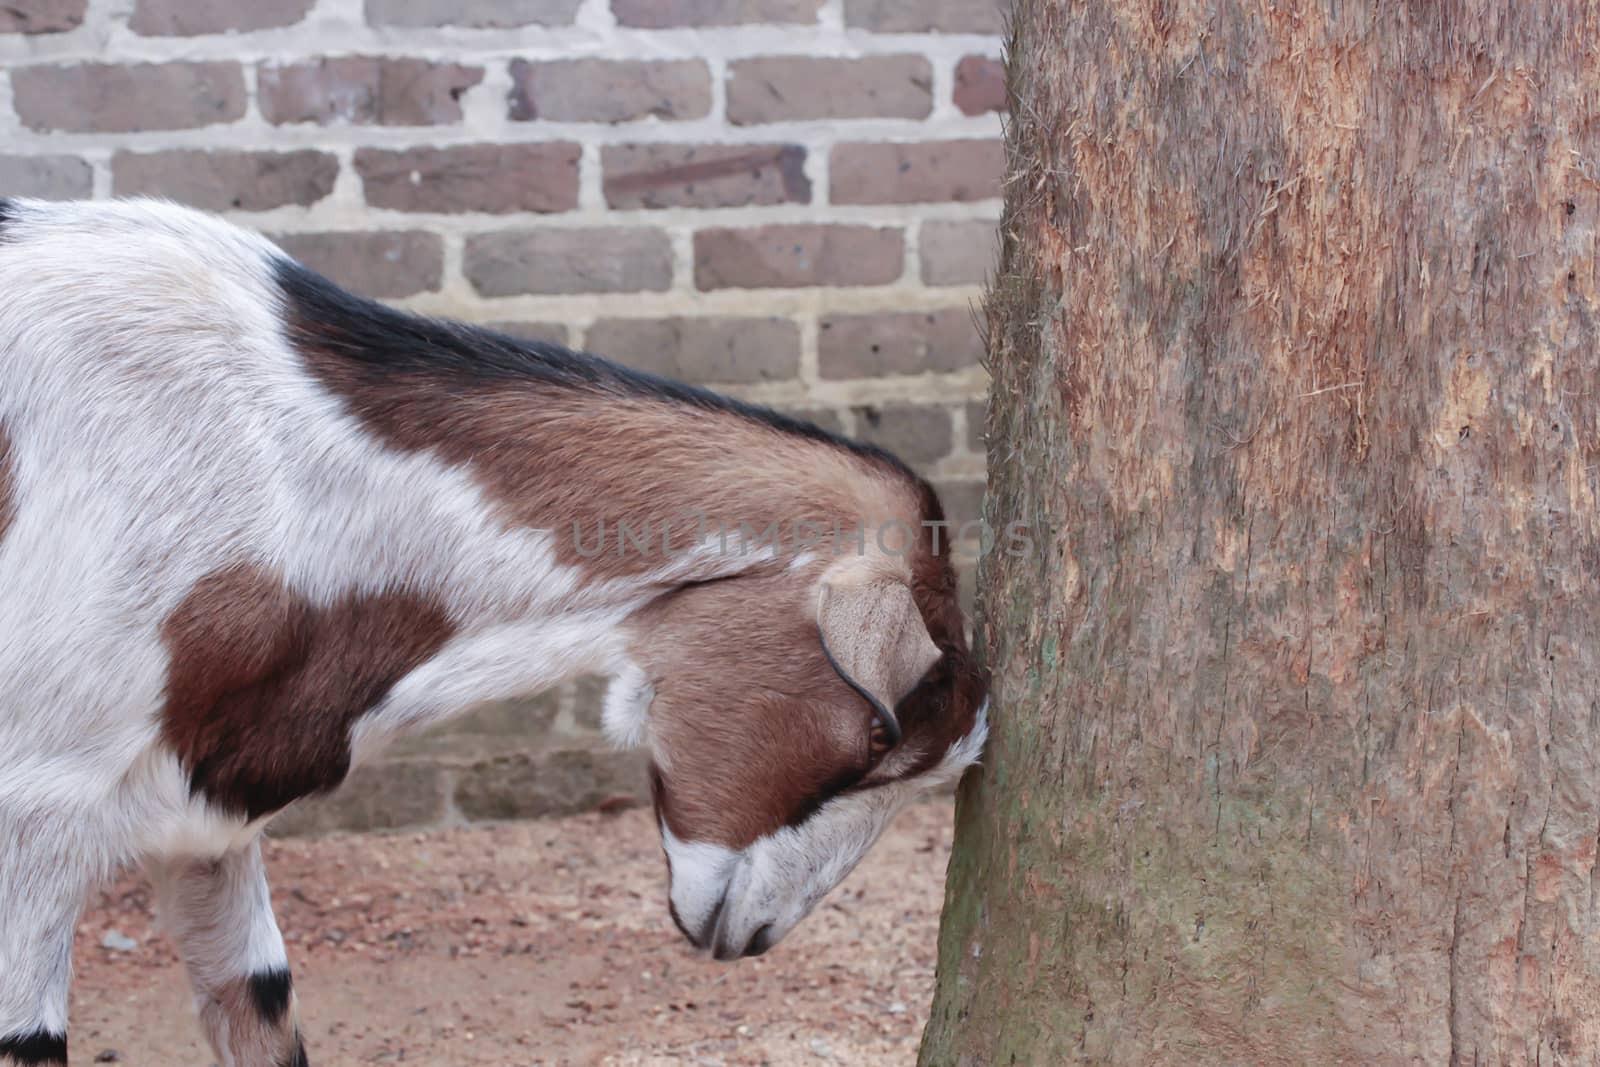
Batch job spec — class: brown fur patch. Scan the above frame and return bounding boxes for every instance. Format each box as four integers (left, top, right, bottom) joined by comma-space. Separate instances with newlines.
198, 974, 304, 1067
0, 422, 15, 543
279, 275, 910, 582
897, 490, 990, 778
637, 501, 987, 847
637, 567, 876, 844
279, 274, 986, 844
160, 562, 454, 819
305, 364, 893, 580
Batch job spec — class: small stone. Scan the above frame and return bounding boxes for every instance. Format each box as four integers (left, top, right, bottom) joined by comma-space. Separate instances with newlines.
100, 930, 137, 952
596, 793, 637, 815
93, 1051, 120, 1063
809, 1038, 832, 1058
887, 1000, 907, 1014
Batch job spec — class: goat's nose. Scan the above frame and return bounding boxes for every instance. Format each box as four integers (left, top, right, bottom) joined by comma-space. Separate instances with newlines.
742, 924, 777, 958
669, 889, 728, 951
713, 923, 776, 961
692, 892, 728, 951
667, 899, 695, 944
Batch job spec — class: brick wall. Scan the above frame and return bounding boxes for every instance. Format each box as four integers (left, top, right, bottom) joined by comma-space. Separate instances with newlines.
0, 0, 1004, 834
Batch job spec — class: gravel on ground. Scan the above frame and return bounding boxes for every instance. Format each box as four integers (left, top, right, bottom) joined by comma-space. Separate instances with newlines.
71, 798, 958, 1066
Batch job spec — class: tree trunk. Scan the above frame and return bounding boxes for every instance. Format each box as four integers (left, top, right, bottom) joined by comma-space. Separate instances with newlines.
920, 2, 1600, 1063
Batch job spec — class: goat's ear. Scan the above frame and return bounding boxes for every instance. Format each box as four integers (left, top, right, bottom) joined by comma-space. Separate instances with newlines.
816, 571, 941, 742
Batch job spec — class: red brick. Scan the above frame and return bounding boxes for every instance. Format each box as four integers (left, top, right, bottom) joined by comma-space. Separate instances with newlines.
273, 231, 443, 299
112, 150, 337, 210
845, 0, 1002, 33
934, 479, 986, 530
954, 55, 1005, 115
0, 0, 85, 32
355, 144, 580, 214
465, 228, 673, 296
853, 404, 954, 466
831, 140, 1003, 205
778, 407, 846, 436
0, 155, 92, 199
452, 747, 647, 822
613, 0, 821, 27
12, 62, 245, 133
586, 317, 801, 384
726, 56, 931, 124
603, 144, 809, 210
131, 0, 313, 35
260, 58, 483, 126
694, 225, 903, 290
365, 0, 582, 27
266, 761, 447, 836
487, 322, 570, 346
920, 219, 999, 285
818, 310, 982, 379
508, 59, 710, 124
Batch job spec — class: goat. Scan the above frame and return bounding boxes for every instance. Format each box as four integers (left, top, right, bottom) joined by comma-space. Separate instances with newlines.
0, 198, 989, 1067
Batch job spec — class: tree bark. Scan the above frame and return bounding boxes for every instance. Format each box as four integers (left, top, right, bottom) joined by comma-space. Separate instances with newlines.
920, 2, 1600, 1063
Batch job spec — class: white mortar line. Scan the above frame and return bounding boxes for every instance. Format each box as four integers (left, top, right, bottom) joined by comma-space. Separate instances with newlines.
949, 403, 971, 460
797, 306, 820, 388
438, 230, 470, 305
576, 140, 605, 211
0, 18, 1005, 60
398, 281, 989, 320
667, 224, 695, 295
574, 0, 617, 34
0, 71, 18, 140
2, 113, 1002, 155
195, 199, 1002, 238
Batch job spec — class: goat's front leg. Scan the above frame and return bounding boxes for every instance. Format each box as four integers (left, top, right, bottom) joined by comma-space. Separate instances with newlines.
0, 811, 85, 1067
149, 842, 308, 1067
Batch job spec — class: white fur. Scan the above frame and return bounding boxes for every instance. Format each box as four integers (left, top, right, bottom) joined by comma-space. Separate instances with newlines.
148, 845, 289, 992
602, 661, 656, 749
148, 844, 292, 1067
664, 700, 989, 958
660, 821, 742, 942
0, 198, 983, 1042
0, 199, 777, 1041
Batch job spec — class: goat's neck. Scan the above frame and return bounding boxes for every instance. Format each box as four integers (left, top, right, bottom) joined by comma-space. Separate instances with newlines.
515, 394, 896, 584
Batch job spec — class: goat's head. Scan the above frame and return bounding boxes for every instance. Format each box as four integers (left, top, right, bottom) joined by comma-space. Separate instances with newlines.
614, 503, 989, 960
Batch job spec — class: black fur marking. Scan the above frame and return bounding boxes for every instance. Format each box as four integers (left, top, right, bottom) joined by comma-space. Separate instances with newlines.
0, 199, 14, 242
784, 764, 868, 830
0, 1029, 67, 1065
248, 967, 294, 1027
272, 256, 915, 479
279, 1033, 310, 1067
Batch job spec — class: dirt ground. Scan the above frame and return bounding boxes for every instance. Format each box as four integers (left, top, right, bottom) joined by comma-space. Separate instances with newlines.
70, 799, 957, 1066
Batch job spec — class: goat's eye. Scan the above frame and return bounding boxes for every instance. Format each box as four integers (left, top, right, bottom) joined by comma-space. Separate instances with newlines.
868, 722, 895, 761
